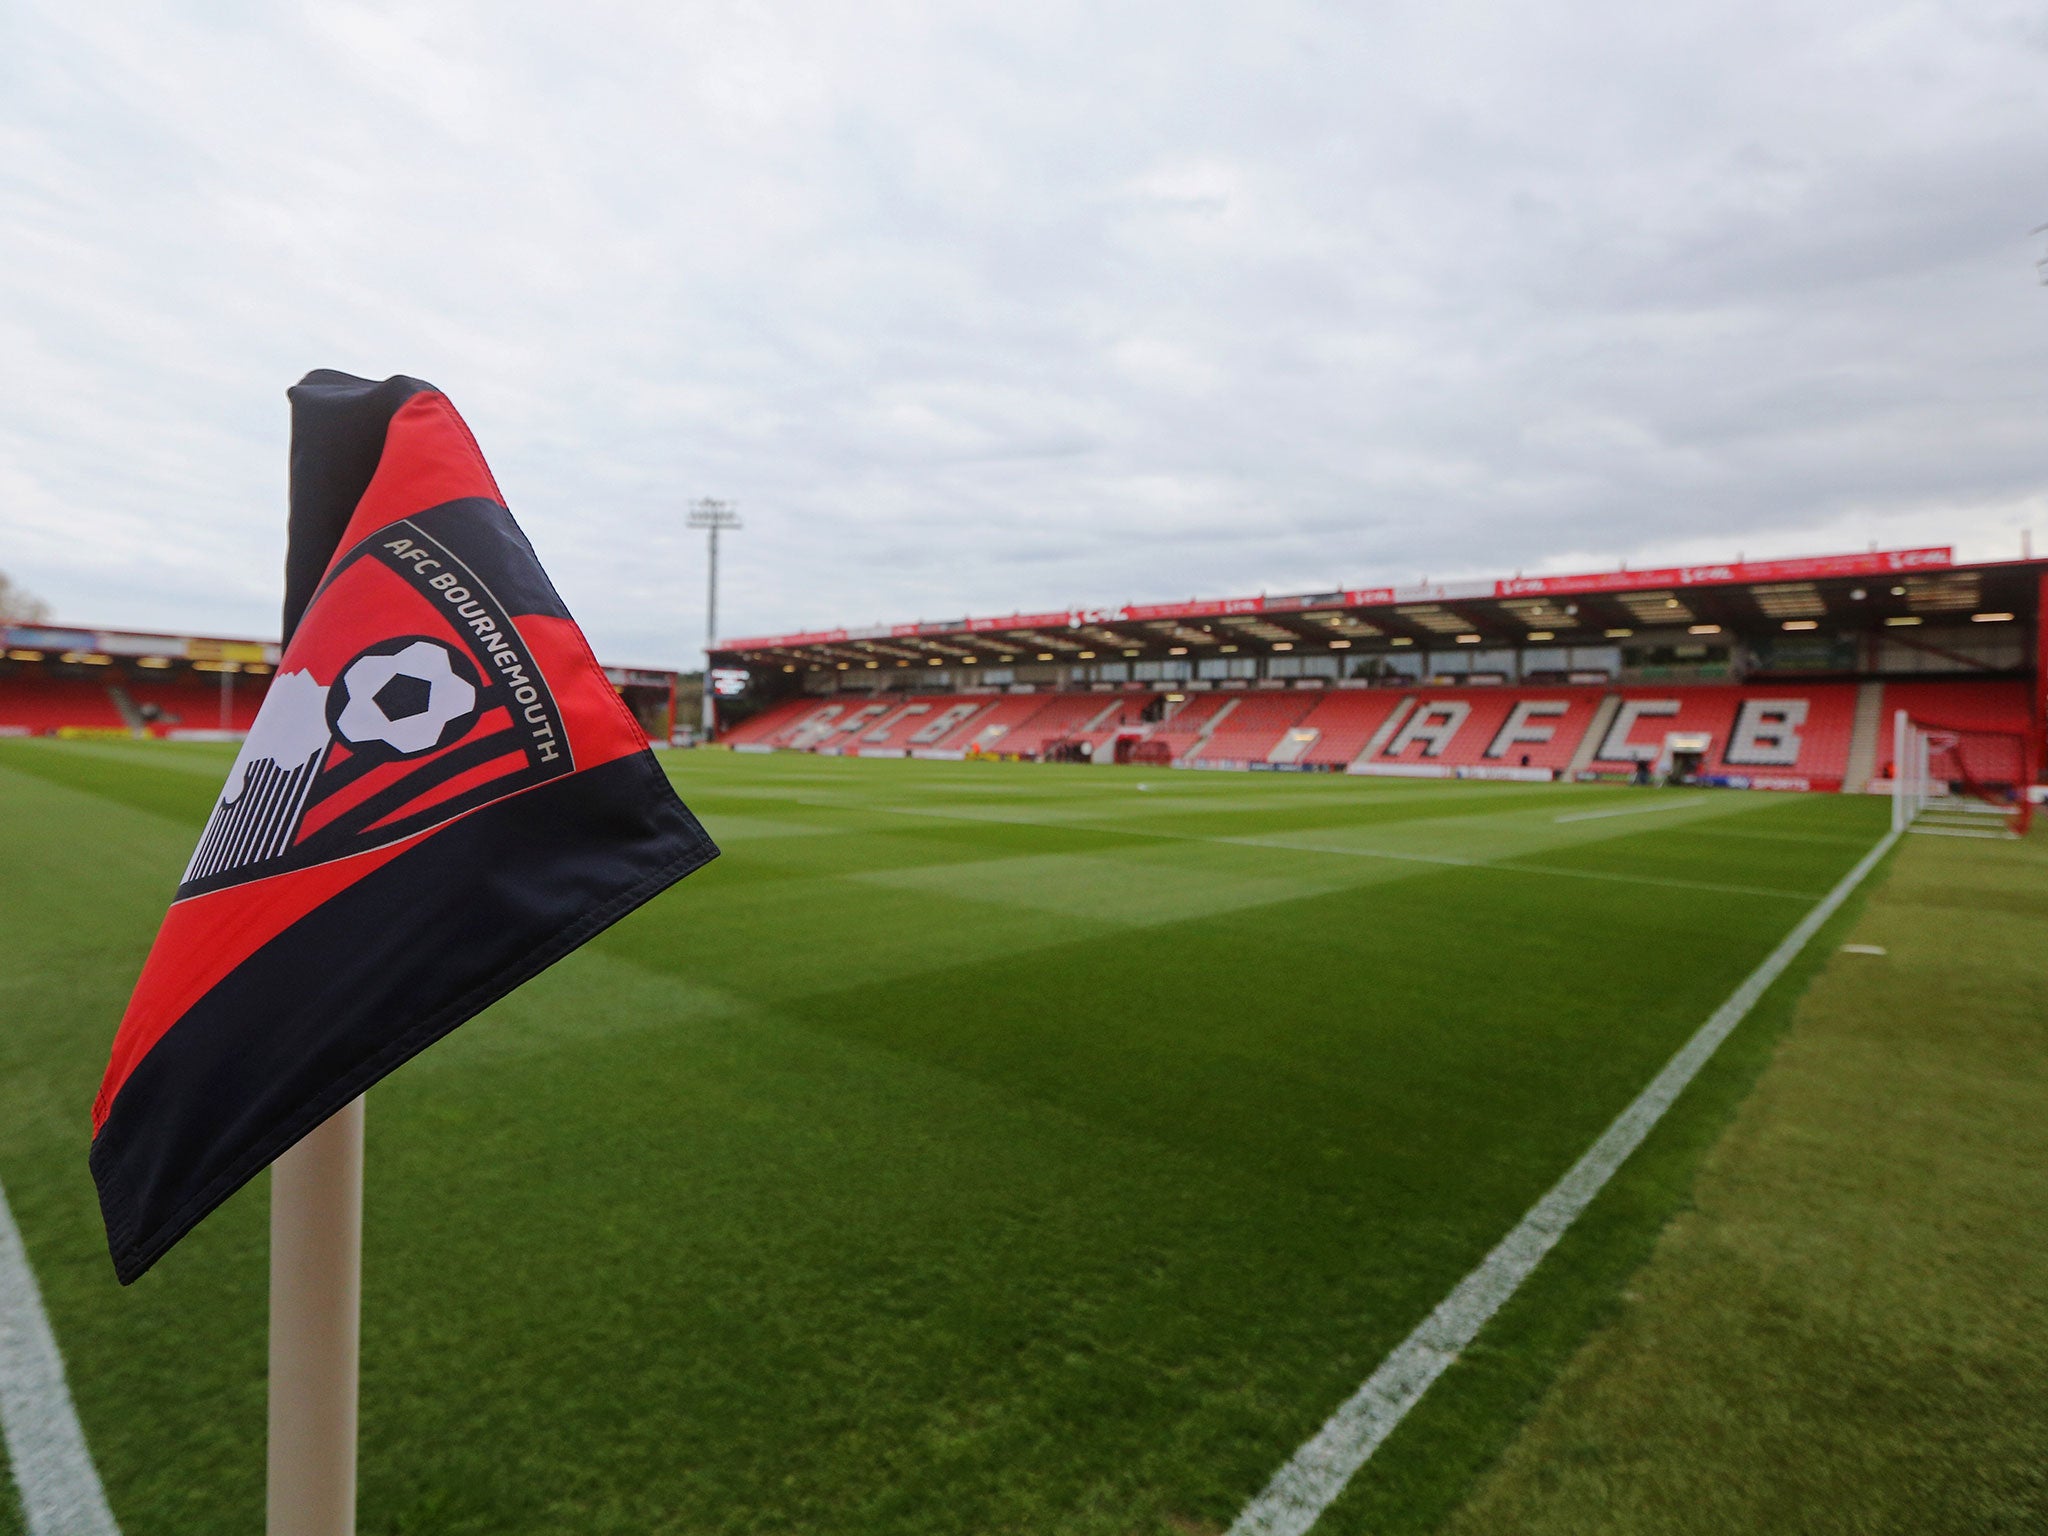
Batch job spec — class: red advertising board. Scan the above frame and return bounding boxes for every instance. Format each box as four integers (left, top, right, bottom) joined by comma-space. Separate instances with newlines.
1493, 548, 1951, 598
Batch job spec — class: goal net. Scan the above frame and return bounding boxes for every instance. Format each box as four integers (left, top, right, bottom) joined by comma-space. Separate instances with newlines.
1892, 709, 2034, 837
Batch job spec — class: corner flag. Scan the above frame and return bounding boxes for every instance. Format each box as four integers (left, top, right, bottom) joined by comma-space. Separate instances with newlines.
90, 370, 718, 1283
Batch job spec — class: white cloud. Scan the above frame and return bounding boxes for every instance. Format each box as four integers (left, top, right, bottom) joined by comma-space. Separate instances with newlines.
0, 0, 2042, 663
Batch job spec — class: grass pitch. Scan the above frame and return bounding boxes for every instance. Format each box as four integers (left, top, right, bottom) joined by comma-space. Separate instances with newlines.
1445, 825, 2048, 1534
1, 741, 1893, 1534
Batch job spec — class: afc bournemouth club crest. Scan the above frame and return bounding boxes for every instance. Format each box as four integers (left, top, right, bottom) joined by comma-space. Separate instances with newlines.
181, 503, 576, 898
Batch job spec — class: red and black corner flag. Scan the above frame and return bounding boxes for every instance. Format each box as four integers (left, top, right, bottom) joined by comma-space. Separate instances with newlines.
91, 370, 718, 1283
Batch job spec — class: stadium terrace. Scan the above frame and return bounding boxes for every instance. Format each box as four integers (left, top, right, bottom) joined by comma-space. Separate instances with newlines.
0, 622, 685, 743
707, 545, 2042, 799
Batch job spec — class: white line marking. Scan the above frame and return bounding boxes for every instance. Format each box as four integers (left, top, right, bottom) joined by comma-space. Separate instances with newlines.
1840, 943, 1887, 956
1226, 827, 1901, 1536
0, 1178, 120, 1535
1553, 797, 1710, 824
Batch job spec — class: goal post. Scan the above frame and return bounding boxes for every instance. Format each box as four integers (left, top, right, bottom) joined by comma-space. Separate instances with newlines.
1891, 708, 2034, 837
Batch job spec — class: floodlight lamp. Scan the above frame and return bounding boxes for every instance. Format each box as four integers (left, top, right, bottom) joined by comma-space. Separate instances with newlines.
1272, 642, 1293, 652
1973, 612, 2015, 623
1329, 640, 1351, 649
1781, 620, 1818, 631
1605, 628, 1632, 638
1884, 616, 1922, 627
1219, 644, 1238, 653
1526, 630, 1553, 641
685, 499, 743, 532
1688, 624, 1721, 635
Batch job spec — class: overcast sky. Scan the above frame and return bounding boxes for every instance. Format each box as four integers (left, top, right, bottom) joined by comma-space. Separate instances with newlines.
2, 1, 2043, 665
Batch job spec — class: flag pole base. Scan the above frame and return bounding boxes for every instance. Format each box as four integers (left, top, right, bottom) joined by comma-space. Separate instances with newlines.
268, 1097, 363, 1536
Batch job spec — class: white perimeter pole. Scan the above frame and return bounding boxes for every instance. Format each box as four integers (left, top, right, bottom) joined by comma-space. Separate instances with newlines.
1892, 708, 1907, 832
267, 1097, 363, 1536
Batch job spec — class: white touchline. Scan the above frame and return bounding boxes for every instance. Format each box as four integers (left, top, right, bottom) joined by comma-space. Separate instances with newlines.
0, 1178, 120, 1536
1552, 797, 1712, 824
1226, 826, 1903, 1536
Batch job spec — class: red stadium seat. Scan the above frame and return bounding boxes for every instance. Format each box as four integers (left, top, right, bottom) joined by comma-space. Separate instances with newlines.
1876, 680, 2032, 782
0, 675, 132, 733
1591, 684, 1860, 789
1187, 691, 1320, 765
1296, 691, 1409, 767
1352, 688, 1607, 776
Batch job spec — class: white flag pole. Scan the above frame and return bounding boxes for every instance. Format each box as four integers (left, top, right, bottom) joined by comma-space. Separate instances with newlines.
267, 1096, 364, 1536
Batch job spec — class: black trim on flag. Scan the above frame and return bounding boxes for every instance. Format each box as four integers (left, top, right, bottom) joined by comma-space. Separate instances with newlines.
283, 371, 434, 643
406, 500, 573, 624
92, 751, 717, 1284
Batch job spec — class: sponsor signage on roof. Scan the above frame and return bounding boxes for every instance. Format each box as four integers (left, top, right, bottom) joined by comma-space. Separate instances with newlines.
186, 637, 276, 663
965, 610, 1073, 632
3, 626, 285, 661
96, 632, 190, 659
5, 626, 95, 651
1494, 547, 1953, 597
1123, 596, 1263, 621
712, 546, 1957, 653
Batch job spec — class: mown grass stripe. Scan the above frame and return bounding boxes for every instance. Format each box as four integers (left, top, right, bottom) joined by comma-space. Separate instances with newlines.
824, 799, 1825, 902
1552, 798, 1712, 824
1226, 827, 1902, 1536
0, 1179, 120, 1536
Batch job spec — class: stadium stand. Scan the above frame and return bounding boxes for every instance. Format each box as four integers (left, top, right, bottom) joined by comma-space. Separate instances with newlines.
708, 545, 2044, 798
1351, 688, 1610, 777
1187, 689, 1320, 766
807, 697, 899, 752
840, 698, 945, 754
126, 674, 264, 734
933, 693, 1040, 754
1875, 679, 2032, 784
11, 550, 2037, 805
1002, 692, 1120, 759
1139, 693, 1236, 763
0, 675, 129, 734
1070, 695, 1159, 760
719, 695, 832, 748
718, 678, 1949, 792
1586, 684, 1859, 789
1294, 690, 1411, 768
